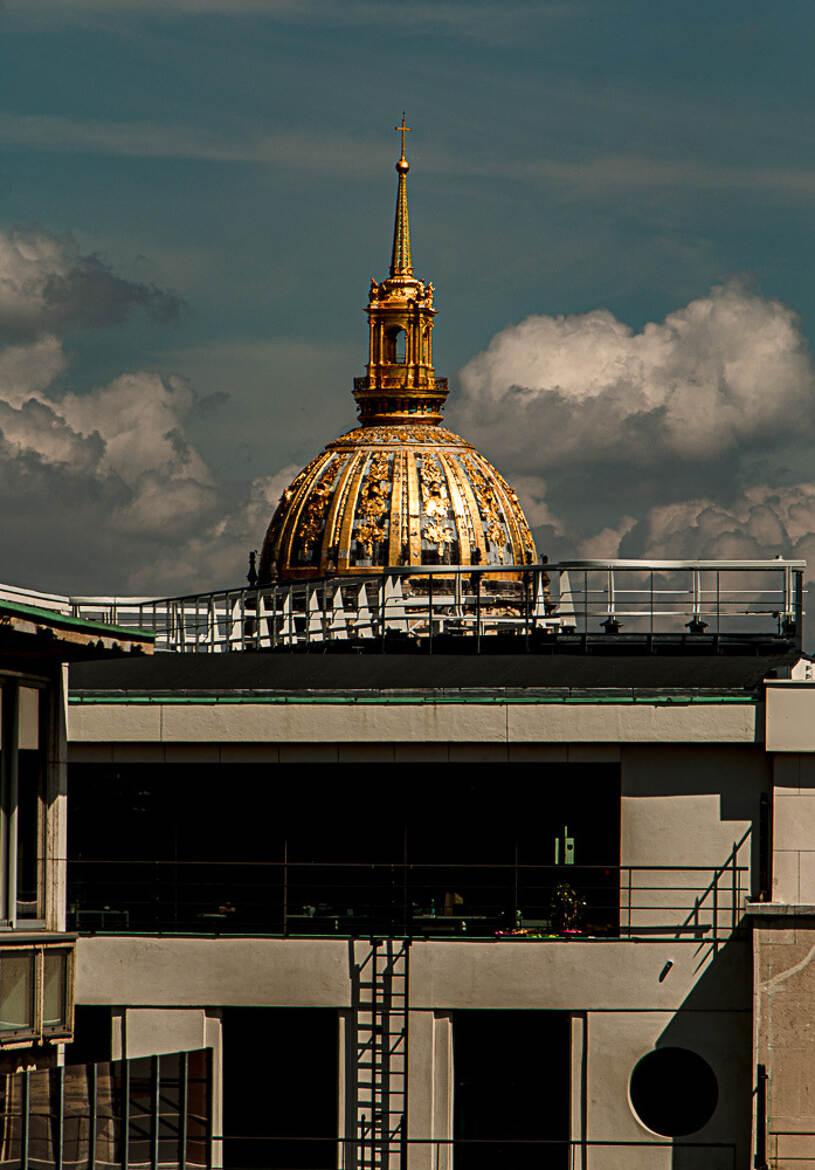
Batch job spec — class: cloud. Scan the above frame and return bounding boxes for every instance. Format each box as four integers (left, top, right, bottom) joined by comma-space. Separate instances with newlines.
623, 484, 815, 563
452, 280, 815, 609
3, 113, 815, 203
0, 226, 182, 339
0, 229, 268, 595
3, 221, 815, 614
457, 280, 815, 472
0, 337, 275, 593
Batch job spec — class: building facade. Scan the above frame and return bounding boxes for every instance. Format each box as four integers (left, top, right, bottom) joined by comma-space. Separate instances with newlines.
0, 125, 814, 1170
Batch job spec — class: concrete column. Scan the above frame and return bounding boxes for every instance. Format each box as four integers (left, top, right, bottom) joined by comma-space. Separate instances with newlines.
46, 665, 69, 932
112, 1006, 217, 1060
337, 1009, 354, 1162
754, 912, 815, 1168
772, 756, 815, 903
570, 1014, 587, 1168
407, 1009, 453, 1170
206, 1012, 223, 1168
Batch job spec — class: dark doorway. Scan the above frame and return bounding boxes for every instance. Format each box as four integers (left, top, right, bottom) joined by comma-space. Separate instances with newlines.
221, 1007, 337, 1170
65, 1005, 112, 1065
453, 1010, 570, 1169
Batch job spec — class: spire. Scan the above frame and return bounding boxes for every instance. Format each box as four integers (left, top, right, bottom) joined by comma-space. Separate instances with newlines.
354, 118, 447, 427
389, 113, 413, 277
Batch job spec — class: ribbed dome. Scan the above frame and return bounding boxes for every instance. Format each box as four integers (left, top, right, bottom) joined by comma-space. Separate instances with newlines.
258, 425, 536, 582
258, 121, 539, 584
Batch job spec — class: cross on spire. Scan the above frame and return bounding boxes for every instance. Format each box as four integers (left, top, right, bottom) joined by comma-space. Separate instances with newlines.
395, 112, 412, 160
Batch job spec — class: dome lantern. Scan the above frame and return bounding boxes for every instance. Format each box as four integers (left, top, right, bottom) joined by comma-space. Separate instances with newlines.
353, 114, 447, 428
258, 120, 538, 584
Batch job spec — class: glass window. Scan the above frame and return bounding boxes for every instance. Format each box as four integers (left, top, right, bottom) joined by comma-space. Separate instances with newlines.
0, 952, 34, 1033
43, 951, 67, 1031
17, 688, 39, 752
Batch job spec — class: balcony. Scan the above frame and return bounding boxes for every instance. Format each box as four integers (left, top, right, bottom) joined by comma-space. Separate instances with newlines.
66, 859, 746, 944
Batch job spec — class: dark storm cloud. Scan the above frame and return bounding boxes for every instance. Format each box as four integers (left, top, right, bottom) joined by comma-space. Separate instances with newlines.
0, 227, 182, 340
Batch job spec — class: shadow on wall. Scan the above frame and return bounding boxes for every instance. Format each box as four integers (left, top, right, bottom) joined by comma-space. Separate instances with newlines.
629, 935, 752, 1170
622, 743, 768, 898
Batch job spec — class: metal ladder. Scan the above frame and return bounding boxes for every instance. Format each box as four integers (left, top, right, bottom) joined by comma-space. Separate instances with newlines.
353, 938, 410, 1170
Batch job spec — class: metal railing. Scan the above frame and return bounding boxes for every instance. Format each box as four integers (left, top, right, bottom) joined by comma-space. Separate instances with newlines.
1, 559, 805, 653
0, 1048, 211, 1170
66, 858, 747, 941
768, 1132, 815, 1166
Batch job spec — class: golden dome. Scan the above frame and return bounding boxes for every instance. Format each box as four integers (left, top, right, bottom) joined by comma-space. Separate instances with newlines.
258, 120, 538, 584
258, 424, 536, 581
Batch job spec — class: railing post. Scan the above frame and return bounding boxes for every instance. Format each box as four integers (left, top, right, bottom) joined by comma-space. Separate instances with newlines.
713, 868, 719, 953
732, 841, 738, 934
179, 1052, 188, 1170
55, 1065, 65, 1170
523, 572, 530, 646
150, 1055, 160, 1170
89, 1061, 98, 1170
716, 570, 721, 636
21, 1067, 30, 1170
282, 842, 289, 937
121, 1056, 130, 1170
381, 574, 387, 652
428, 574, 433, 654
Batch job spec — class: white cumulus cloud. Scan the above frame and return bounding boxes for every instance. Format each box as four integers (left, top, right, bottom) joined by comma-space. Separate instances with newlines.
452, 280, 815, 629
457, 279, 815, 472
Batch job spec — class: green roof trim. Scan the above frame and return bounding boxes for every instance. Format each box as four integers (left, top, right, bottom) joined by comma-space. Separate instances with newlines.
0, 599, 154, 641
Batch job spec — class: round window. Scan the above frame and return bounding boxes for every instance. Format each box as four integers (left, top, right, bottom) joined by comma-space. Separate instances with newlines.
629, 1047, 718, 1137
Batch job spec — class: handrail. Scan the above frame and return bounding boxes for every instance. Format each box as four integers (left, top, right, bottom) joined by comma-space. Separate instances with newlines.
66, 857, 749, 941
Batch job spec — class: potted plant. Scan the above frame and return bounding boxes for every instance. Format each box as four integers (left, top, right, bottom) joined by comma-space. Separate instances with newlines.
550, 882, 585, 935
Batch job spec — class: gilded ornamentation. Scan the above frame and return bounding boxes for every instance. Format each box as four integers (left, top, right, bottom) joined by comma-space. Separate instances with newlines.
330, 426, 470, 448
425, 521, 455, 552
354, 452, 392, 556
419, 457, 449, 519
297, 460, 341, 556
493, 470, 536, 555
419, 456, 456, 553
460, 454, 508, 560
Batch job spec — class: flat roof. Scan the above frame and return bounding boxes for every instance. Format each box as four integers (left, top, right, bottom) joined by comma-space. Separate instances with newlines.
1, 599, 154, 662
68, 647, 790, 696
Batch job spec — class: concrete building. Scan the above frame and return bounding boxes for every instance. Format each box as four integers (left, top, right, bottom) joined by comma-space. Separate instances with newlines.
55, 587, 805, 1170
2, 127, 815, 1170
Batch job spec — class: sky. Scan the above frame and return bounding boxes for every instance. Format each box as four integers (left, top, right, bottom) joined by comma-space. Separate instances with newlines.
3, 0, 815, 596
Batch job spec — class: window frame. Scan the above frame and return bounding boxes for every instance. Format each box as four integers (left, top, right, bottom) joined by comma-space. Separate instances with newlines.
0, 941, 75, 1047
0, 675, 51, 929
